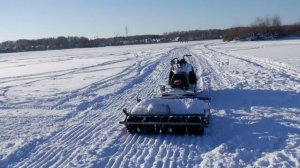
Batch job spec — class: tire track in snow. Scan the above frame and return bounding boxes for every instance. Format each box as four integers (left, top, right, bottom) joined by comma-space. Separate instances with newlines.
189, 48, 233, 90
90, 47, 211, 168
207, 42, 300, 80
189, 42, 300, 167
10, 48, 173, 168
95, 42, 298, 168
89, 50, 176, 168
203, 42, 300, 90
6, 42, 299, 167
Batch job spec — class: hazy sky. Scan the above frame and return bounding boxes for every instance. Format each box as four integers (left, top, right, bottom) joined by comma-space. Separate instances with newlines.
0, 0, 299, 42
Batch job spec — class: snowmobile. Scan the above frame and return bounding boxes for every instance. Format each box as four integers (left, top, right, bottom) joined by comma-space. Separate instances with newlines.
119, 54, 211, 135
161, 54, 197, 96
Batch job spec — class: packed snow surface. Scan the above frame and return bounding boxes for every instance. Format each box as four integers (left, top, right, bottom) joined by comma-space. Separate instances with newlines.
0, 40, 299, 167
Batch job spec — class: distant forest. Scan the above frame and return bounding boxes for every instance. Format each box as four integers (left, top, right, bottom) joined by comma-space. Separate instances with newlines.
0, 29, 226, 53
1, 16, 299, 53
224, 16, 300, 41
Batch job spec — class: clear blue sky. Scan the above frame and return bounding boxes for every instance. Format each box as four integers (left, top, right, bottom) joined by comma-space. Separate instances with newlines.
0, 0, 299, 42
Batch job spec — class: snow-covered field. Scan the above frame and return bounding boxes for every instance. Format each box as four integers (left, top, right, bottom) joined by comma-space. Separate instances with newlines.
0, 40, 299, 167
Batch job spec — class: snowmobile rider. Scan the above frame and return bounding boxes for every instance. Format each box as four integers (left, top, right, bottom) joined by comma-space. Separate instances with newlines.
179, 58, 187, 65
173, 80, 184, 89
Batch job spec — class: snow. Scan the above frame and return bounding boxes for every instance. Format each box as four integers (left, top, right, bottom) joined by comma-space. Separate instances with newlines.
212, 39, 300, 71
131, 98, 208, 115
0, 40, 299, 167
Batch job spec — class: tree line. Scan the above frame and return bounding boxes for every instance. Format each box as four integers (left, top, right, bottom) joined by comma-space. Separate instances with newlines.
0, 30, 227, 53
224, 16, 300, 41
1, 15, 300, 53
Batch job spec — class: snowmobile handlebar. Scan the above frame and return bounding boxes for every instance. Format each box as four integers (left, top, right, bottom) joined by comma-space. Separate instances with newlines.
170, 55, 192, 64
183, 54, 192, 59
170, 58, 179, 64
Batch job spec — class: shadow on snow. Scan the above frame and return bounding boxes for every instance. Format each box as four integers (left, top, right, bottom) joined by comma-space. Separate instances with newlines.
97, 88, 300, 167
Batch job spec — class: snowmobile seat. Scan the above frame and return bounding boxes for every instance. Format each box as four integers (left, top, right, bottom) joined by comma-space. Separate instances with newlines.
189, 71, 196, 84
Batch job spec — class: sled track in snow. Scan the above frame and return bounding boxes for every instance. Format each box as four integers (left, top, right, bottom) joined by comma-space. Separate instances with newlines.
206, 42, 300, 79
189, 42, 300, 167
205, 43, 300, 82
3, 42, 300, 167
9, 48, 186, 167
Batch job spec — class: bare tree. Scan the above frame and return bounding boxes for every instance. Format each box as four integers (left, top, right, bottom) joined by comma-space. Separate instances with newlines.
272, 15, 281, 27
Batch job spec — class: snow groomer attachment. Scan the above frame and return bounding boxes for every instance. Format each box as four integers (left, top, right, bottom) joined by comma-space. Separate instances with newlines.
119, 95, 211, 135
